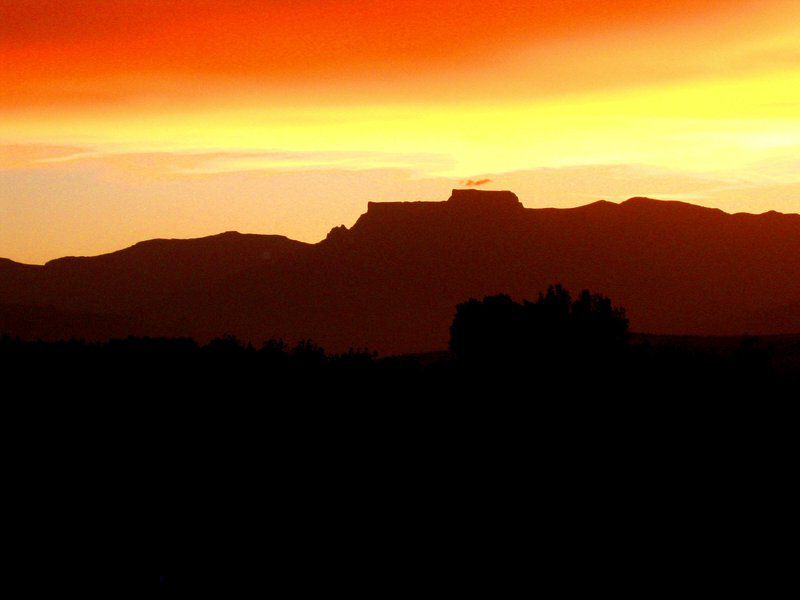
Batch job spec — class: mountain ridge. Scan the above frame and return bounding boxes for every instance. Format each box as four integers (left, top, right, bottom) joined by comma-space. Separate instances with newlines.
2, 194, 798, 268
2, 191, 799, 354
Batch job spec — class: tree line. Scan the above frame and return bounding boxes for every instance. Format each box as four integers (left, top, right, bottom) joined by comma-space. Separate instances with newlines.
1, 285, 796, 387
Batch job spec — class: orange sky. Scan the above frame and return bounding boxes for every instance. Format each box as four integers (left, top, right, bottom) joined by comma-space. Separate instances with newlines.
2, 0, 799, 263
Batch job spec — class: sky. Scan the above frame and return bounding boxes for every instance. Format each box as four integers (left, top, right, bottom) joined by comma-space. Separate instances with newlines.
2, 0, 799, 264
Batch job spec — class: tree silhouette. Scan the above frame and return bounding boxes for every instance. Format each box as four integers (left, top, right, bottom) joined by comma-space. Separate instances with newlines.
450, 285, 628, 369
203, 335, 246, 354
291, 339, 326, 370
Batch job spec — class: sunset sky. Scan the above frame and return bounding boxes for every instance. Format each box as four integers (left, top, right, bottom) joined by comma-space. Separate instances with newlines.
2, 0, 799, 263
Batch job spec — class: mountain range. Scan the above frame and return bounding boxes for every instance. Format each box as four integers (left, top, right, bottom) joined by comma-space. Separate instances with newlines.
2, 189, 799, 355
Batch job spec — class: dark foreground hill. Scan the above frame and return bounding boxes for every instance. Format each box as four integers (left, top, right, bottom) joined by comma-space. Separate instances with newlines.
1, 189, 799, 354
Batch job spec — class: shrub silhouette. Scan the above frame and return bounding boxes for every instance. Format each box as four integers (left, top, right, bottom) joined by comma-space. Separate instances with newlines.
450, 285, 628, 368
291, 339, 326, 370
203, 334, 246, 354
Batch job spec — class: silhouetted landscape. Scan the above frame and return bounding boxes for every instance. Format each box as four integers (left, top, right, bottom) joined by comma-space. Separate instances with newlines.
2, 190, 799, 358
3, 284, 799, 392
10, 3, 799, 585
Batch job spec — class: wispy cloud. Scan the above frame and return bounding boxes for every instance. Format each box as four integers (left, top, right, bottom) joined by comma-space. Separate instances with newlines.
177, 151, 453, 175
462, 178, 492, 187
0, 144, 89, 169
0, 145, 454, 177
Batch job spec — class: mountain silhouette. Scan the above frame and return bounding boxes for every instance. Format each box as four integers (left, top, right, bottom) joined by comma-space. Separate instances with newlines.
2, 190, 799, 354
0, 231, 305, 312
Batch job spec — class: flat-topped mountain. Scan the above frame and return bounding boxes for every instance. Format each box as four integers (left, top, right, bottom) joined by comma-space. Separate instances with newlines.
2, 190, 799, 354
369, 188, 523, 210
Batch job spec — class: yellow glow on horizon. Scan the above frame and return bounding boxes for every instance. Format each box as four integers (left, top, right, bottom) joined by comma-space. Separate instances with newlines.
4, 68, 798, 178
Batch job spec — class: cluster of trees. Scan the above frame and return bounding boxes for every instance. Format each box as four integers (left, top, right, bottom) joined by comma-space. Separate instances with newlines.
450, 285, 628, 367
448, 287, 790, 386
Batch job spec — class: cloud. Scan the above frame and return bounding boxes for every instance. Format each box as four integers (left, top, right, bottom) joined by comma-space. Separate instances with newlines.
0, 144, 88, 169
462, 178, 492, 186
0, 145, 454, 179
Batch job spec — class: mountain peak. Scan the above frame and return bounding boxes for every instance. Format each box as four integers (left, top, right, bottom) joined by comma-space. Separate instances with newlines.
623, 196, 660, 203
620, 196, 725, 215
447, 188, 523, 210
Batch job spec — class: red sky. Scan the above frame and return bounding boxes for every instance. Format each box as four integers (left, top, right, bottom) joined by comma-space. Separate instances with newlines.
3, 0, 791, 105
